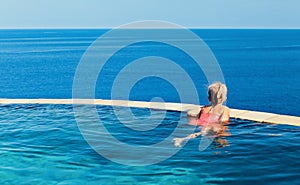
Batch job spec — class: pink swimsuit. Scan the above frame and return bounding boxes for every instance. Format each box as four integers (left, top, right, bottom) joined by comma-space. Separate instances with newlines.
197, 112, 223, 126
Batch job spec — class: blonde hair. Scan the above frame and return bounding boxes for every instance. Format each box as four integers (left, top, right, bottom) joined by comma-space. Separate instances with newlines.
208, 82, 227, 106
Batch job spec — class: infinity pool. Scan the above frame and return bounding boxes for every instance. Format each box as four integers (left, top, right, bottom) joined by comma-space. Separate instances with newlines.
0, 104, 299, 184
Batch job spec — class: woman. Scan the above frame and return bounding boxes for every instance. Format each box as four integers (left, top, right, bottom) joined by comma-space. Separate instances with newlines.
174, 82, 230, 147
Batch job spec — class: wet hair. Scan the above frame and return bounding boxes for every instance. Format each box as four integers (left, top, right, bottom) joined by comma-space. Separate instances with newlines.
208, 82, 227, 105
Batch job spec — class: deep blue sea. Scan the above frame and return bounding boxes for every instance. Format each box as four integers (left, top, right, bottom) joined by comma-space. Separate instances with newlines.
0, 29, 300, 115
0, 29, 300, 184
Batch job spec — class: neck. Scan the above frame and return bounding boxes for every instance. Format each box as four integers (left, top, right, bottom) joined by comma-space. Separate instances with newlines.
211, 103, 222, 107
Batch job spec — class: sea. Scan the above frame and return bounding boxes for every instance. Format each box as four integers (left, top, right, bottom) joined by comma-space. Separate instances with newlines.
0, 29, 299, 184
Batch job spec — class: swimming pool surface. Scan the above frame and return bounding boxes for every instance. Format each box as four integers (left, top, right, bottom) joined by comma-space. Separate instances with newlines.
0, 104, 299, 184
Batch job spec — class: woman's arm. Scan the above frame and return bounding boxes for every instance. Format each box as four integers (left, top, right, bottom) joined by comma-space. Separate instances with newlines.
187, 107, 203, 126
221, 107, 230, 123
187, 106, 202, 117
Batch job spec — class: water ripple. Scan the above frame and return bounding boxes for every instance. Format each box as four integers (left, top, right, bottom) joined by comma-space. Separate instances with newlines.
0, 104, 299, 184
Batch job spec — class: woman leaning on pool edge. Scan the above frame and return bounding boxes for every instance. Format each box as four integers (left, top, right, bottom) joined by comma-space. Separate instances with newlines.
173, 82, 230, 147
188, 82, 230, 125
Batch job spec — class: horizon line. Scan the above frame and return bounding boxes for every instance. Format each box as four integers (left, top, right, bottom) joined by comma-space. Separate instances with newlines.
0, 26, 300, 30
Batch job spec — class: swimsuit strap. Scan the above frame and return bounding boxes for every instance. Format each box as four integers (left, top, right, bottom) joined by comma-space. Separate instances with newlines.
218, 108, 225, 121
211, 105, 225, 121
198, 105, 225, 121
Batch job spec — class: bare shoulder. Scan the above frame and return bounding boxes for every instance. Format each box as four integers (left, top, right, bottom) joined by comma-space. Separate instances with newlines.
221, 106, 230, 122
223, 106, 230, 113
201, 105, 212, 113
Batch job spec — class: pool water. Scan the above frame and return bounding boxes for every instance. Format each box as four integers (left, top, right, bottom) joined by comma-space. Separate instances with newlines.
0, 104, 299, 184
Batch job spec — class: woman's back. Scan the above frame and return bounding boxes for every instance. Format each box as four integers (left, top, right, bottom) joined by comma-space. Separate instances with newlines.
197, 105, 230, 125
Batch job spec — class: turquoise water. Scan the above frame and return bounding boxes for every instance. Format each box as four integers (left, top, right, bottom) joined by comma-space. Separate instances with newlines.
0, 104, 299, 184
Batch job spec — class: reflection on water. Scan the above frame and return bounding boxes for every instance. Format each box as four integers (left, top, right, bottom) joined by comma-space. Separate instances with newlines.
0, 104, 300, 184
174, 116, 231, 150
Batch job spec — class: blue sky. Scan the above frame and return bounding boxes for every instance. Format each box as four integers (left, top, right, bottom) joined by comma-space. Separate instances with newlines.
0, 0, 299, 28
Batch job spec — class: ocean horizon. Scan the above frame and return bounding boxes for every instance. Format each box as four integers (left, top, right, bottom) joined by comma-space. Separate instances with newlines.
0, 29, 299, 116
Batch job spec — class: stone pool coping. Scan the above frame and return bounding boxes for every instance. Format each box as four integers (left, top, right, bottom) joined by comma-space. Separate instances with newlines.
0, 98, 299, 127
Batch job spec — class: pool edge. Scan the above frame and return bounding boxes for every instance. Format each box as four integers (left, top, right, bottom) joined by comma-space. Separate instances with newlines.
0, 98, 299, 127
